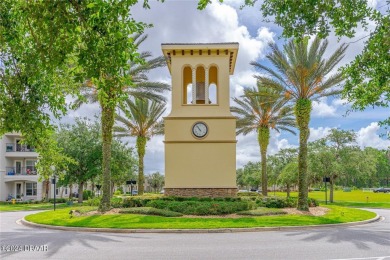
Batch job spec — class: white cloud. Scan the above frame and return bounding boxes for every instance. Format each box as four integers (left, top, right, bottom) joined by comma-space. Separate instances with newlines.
309, 127, 332, 142
312, 97, 337, 117
357, 122, 390, 149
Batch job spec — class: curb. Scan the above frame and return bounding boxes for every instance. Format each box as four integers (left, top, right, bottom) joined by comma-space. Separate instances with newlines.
20, 214, 381, 234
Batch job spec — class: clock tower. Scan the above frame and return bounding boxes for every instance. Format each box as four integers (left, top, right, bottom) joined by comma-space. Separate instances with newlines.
162, 43, 239, 197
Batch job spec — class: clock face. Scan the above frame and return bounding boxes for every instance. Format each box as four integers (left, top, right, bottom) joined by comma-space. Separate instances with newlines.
192, 122, 208, 138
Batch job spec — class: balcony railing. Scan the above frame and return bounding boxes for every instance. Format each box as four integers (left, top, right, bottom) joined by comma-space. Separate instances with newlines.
5, 167, 37, 176
6, 143, 35, 152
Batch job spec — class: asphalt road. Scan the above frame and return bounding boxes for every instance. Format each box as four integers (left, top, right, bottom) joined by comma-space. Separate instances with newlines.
0, 209, 389, 260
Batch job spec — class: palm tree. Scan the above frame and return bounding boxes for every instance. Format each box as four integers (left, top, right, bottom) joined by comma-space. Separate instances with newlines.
231, 84, 296, 196
251, 36, 347, 210
74, 34, 169, 211
113, 98, 165, 195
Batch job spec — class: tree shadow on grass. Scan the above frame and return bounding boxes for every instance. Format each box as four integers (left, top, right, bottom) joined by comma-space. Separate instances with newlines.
285, 227, 390, 250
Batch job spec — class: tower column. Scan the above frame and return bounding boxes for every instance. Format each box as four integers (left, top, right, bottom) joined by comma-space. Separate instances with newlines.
192, 67, 196, 104
205, 66, 209, 104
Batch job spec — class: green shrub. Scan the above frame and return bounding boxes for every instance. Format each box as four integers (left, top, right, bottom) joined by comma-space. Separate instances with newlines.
111, 197, 122, 208
308, 198, 318, 207
118, 207, 183, 217
146, 200, 255, 215
83, 190, 94, 200
122, 197, 152, 208
237, 191, 259, 197
85, 197, 101, 206
113, 190, 122, 196
237, 207, 287, 216
48, 198, 67, 203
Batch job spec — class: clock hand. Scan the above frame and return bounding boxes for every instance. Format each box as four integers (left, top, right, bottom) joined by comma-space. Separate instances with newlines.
196, 126, 201, 131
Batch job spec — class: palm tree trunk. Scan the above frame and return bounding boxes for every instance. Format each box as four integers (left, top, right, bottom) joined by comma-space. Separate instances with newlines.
295, 98, 312, 211
99, 103, 115, 212
258, 127, 270, 196
137, 136, 147, 195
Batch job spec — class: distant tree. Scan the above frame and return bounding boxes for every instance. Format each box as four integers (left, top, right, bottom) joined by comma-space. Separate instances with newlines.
56, 118, 102, 203
110, 140, 138, 193
146, 172, 165, 193
114, 98, 165, 195
278, 161, 298, 198
231, 85, 295, 196
236, 162, 261, 190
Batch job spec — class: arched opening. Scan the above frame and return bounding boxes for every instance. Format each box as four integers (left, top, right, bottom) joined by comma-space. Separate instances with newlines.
208, 66, 218, 104
183, 66, 192, 104
208, 83, 217, 104
186, 83, 193, 104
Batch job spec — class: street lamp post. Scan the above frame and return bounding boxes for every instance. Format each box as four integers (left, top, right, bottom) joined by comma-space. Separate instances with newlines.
52, 176, 56, 211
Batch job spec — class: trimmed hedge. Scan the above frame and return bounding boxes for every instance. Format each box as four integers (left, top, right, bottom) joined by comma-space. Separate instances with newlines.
118, 207, 183, 217
146, 200, 256, 215
48, 198, 67, 203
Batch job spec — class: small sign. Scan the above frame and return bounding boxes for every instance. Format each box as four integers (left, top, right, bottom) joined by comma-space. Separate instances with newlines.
323, 177, 330, 183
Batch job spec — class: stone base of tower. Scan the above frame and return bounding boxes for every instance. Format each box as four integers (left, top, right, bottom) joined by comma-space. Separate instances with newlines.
164, 188, 238, 198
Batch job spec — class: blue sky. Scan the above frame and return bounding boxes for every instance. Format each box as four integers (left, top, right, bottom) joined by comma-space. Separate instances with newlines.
62, 0, 390, 173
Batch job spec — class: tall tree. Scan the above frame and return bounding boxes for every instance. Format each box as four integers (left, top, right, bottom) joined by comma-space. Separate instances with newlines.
231, 85, 296, 196
74, 33, 169, 210
113, 98, 165, 195
252, 37, 347, 210
0, 1, 157, 212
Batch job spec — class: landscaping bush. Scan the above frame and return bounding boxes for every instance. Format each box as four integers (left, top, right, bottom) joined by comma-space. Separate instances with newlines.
0, 200, 41, 205
146, 200, 256, 215
122, 197, 153, 208
118, 207, 183, 217
85, 197, 101, 206
237, 191, 259, 197
83, 190, 94, 200
237, 207, 287, 216
111, 197, 122, 208
308, 198, 318, 207
113, 190, 122, 196
48, 198, 67, 203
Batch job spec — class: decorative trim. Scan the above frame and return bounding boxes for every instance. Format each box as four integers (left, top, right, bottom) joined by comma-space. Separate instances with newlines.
205, 66, 209, 104
192, 67, 196, 104
164, 116, 236, 120
164, 140, 237, 144
164, 188, 238, 198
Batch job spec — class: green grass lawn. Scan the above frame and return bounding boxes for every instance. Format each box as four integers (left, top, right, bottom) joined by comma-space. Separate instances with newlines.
271, 190, 390, 208
24, 205, 376, 229
0, 202, 80, 212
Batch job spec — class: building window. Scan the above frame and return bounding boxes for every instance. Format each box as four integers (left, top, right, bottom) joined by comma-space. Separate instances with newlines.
65, 188, 68, 195
26, 160, 37, 175
26, 183, 37, 196
56, 188, 59, 196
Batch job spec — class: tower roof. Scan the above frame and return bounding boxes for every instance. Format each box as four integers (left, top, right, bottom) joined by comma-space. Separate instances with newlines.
161, 42, 239, 75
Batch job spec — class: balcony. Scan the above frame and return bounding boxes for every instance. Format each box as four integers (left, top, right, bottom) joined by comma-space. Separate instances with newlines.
5, 166, 38, 176
6, 143, 36, 152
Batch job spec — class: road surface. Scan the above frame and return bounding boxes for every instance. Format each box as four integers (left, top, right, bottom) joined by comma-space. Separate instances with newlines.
1, 209, 389, 260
